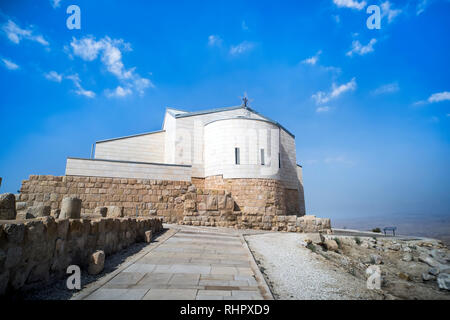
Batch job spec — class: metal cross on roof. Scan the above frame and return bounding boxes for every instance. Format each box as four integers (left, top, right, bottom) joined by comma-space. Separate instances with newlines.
240, 92, 252, 108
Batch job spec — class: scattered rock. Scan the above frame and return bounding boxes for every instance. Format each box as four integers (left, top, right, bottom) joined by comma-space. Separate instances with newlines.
419, 256, 440, 268
402, 253, 413, 262
51, 209, 60, 219
429, 267, 440, 276
26, 205, 51, 218
437, 273, 450, 291
370, 254, 383, 265
305, 233, 324, 245
94, 206, 108, 217
0, 193, 16, 220
106, 206, 123, 218
388, 243, 401, 251
59, 196, 82, 219
88, 250, 105, 275
422, 273, 436, 281
398, 272, 411, 281
145, 230, 152, 243
430, 249, 450, 265
324, 240, 339, 252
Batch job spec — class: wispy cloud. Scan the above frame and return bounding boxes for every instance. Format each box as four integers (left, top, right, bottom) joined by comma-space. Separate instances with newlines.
241, 20, 249, 31
381, 1, 402, 23
414, 91, 450, 105
302, 50, 322, 65
1, 58, 19, 70
70, 35, 153, 96
66, 74, 95, 98
208, 35, 222, 47
106, 86, 133, 98
346, 38, 377, 56
416, 0, 432, 15
371, 82, 399, 95
333, 0, 367, 10
50, 0, 62, 8
316, 106, 332, 113
44, 71, 63, 82
229, 41, 254, 56
312, 78, 357, 105
2, 20, 49, 46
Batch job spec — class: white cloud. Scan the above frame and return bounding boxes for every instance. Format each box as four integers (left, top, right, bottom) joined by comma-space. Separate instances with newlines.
208, 35, 222, 47
414, 91, 450, 105
50, 0, 62, 8
302, 50, 322, 65
333, 0, 367, 10
44, 71, 63, 82
106, 86, 132, 98
2, 20, 49, 46
381, 1, 402, 23
229, 41, 254, 56
428, 91, 450, 103
346, 38, 377, 56
371, 82, 399, 95
66, 74, 95, 98
316, 106, 331, 113
416, 0, 432, 15
242, 21, 249, 31
2, 58, 19, 70
312, 78, 357, 105
70, 35, 153, 96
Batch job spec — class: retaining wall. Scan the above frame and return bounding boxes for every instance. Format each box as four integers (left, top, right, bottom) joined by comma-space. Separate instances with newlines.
0, 216, 163, 295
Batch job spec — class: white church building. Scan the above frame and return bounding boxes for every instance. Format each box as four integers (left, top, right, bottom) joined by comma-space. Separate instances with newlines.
65, 102, 305, 215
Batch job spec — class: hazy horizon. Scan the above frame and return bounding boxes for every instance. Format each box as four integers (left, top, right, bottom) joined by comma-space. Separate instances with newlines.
1, 1, 449, 223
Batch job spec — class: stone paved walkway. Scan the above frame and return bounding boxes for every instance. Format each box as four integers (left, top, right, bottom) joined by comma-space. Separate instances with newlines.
76, 225, 272, 300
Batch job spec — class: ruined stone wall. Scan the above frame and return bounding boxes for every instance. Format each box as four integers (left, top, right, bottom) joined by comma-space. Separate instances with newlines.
201, 175, 301, 216
181, 187, 329, 232
0, 216, 162, 295
19, 175, 191, 223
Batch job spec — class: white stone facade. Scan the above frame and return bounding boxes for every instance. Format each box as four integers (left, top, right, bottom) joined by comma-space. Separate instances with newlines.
65, 105, 304, 202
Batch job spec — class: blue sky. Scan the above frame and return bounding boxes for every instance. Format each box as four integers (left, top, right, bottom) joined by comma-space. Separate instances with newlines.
0, 0, 449, 220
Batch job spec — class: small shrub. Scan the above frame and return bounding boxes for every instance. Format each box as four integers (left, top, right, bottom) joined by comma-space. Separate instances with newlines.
334, 237, 342, 249
306, 242, 316, 252
372, 228, 381, 233
354, 237, 361, 245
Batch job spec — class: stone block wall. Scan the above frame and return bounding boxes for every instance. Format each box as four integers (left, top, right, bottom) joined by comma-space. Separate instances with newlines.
181, 187, 329, 232
18, 175, 328, 232
0, 216, 162, 295
19, 175, 191, 223
200, 175, 301, 215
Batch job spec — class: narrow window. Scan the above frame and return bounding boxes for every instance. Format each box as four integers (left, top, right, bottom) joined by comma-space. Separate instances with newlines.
261, 149, 265, 165
235, 147, 240, 165
278, 152, 281, 168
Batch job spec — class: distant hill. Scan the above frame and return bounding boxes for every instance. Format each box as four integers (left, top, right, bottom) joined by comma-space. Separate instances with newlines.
330, 213, 450, 246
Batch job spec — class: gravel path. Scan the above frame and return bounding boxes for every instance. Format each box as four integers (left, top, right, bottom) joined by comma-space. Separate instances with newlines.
245, 232, 383, 300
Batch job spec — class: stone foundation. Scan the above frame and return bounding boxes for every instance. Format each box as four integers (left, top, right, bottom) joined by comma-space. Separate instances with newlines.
0, 216, 162, 295
18, 175, 326, 232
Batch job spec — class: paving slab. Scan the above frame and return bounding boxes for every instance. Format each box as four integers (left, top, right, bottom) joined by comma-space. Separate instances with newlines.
77, 225, 272, 300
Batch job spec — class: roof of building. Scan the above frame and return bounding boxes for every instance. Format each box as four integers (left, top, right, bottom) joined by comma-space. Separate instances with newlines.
166, 105, 295, 138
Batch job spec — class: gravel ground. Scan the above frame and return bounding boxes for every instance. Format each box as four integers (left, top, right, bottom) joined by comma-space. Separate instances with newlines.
245, 232, 383, 300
